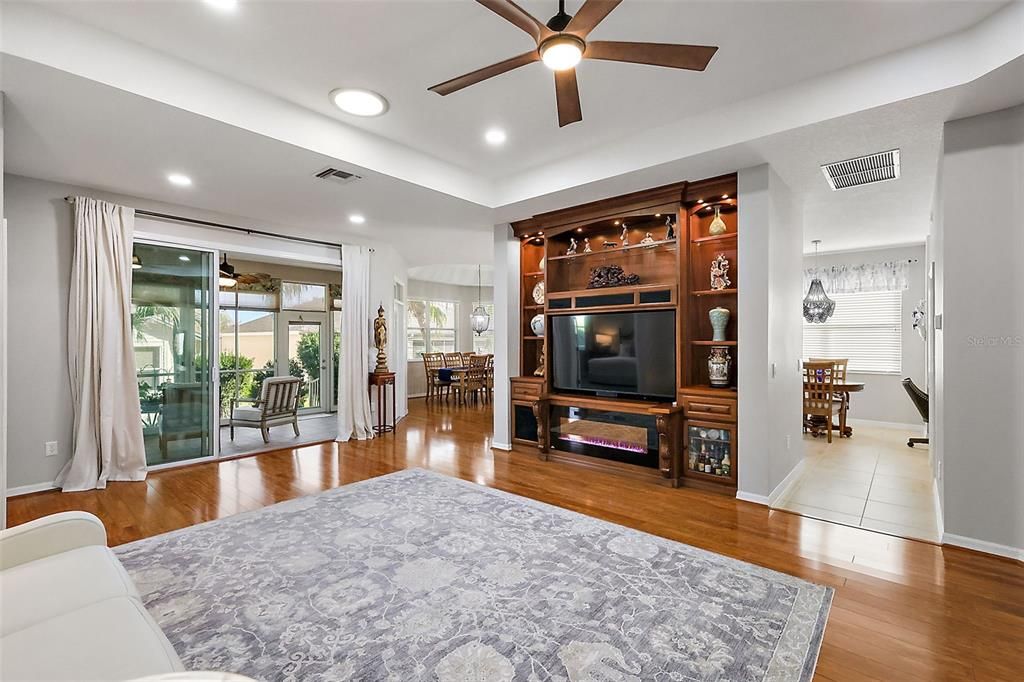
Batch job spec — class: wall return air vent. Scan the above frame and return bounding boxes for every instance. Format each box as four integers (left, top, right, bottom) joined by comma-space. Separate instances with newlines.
821, 149, 900, 190
314, 167, 362, 186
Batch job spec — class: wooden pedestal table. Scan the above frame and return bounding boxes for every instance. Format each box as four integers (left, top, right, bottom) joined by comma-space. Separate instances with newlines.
368, 371, 396, 434
804, 380, 865, 438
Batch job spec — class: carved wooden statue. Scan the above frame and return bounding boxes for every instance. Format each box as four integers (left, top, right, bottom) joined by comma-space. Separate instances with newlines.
373, 303, 389, 373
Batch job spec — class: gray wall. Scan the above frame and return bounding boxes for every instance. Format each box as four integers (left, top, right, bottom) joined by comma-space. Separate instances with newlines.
738, 165, 805, 499
938, 104, 1024, 554
4, 174, 75, 490
804, 244, 927, 425
406, 278, 493, 397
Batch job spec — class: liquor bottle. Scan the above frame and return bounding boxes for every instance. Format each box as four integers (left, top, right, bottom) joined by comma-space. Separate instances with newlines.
722, 452, 731, 476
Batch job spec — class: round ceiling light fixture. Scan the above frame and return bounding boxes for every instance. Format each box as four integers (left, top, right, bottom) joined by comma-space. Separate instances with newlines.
348, 214, 366, 225
484, 128, 507, 146
330, 88, 389, 117
540, 35, 585, 71
167, 173, 192, 187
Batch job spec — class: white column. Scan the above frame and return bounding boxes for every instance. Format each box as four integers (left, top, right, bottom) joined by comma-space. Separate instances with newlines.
492, 223, 520, 450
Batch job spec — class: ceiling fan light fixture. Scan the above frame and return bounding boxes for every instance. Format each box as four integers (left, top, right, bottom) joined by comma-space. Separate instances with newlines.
540, 35, 585, 71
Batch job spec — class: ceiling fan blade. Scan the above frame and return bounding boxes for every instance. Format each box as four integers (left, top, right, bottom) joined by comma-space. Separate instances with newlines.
476, 0, 553, 44
429, 51, 539, 96
585, 41, 718, 71
554, 68, 583, 127
565, 0, 622, 38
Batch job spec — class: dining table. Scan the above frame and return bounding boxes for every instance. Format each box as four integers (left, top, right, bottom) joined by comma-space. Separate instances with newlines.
437, 366, 472, 405
804, 380, 865, 438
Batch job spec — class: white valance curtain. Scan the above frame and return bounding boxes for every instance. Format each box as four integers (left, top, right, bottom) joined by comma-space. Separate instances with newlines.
804, 260, 909, 294
336, 245, 375, 442
57, 197, 147, 491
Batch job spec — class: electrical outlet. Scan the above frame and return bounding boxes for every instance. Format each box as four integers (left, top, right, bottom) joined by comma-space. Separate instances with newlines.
44, 441, 58, 457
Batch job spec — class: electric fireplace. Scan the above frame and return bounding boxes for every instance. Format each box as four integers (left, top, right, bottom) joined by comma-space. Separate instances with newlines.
548, 405, 659, 468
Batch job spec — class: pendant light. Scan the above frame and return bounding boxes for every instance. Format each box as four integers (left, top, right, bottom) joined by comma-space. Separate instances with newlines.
219, 253, 237, 288
470, 265, 490, 335
803, 240, 835, 323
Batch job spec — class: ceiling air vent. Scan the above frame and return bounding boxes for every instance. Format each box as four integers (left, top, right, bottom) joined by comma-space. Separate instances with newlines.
821, 149, 900, 191
314, 167, 362, 186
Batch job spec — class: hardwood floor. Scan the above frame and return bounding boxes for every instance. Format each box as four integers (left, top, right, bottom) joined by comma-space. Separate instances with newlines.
7, 399, 1023, 681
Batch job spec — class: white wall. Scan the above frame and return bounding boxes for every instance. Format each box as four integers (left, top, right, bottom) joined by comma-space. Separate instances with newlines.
1, 93, 8, 525
803, 244, 927, 425
3, 173, 408, 491
405, 278, 493, 397
937, 104, 1024, 557
738, 165, 805, 500
491, 224, 520, 450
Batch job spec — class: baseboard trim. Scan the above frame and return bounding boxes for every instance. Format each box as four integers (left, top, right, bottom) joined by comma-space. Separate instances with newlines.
768, 458, 809, 507
847, 418, 924, 432
942, 532, 1023, 562
491, 442, 512, 451
408, 392, 428, 399
932, 477, 944, 537
736, 490, 769, 506
7, 481, 58, 497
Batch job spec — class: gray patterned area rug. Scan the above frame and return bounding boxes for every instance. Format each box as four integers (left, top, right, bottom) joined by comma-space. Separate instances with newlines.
116, 469, 832, 682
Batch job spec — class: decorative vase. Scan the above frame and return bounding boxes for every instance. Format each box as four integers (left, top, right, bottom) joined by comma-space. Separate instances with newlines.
530, 314, 545, 337
708, 307, 730, 342
709, 205, 727, 235
708, 347, 732, 387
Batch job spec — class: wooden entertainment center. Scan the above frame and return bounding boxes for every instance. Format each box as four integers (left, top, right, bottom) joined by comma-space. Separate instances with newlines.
510, 174, 739, 493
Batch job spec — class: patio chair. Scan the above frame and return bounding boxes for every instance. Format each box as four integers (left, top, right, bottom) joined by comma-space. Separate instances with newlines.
229, 376, 302, 443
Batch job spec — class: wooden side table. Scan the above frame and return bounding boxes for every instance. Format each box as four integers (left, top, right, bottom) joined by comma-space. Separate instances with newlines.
368, 371, 396, 434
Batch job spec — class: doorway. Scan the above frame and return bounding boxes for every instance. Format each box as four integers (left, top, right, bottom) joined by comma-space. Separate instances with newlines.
280, 312, 331, 413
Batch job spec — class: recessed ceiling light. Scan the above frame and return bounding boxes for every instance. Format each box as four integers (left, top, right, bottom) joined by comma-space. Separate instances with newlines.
330, 88, 388, 117
178, 255, 191, 262
484, 128, 507, 146
167, 173, 192, 187
349, 214, 366, 224
203, 0, 238, 11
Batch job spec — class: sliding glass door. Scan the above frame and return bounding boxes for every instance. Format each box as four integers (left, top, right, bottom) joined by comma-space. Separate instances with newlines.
131, 242, 216, 466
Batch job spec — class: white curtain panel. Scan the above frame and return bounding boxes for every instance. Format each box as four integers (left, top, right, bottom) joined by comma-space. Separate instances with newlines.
336, 245, 375, 442
57, 197, 147, 491
804, 260, 909, 294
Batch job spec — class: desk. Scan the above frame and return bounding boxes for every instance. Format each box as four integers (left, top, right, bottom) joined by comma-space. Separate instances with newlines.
368, 372, 396, 434
804, 381, 865, 438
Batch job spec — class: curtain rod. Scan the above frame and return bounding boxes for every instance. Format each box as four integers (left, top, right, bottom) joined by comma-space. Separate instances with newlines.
64, 196, 343, 250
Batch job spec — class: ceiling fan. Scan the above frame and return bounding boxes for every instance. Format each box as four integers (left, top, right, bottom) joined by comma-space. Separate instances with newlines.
428, 0, 719, 128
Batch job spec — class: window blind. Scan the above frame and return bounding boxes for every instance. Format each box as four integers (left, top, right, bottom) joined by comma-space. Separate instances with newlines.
803, 290, 902, 373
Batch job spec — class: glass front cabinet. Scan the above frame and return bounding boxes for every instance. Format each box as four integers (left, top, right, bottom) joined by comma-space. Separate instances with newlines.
683, 418, 737, 488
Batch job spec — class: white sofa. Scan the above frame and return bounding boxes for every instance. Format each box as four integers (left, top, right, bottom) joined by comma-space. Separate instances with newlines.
0, 512, 252, 682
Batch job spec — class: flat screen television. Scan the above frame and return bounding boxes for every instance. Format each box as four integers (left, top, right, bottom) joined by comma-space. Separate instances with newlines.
550, 310, 676, 401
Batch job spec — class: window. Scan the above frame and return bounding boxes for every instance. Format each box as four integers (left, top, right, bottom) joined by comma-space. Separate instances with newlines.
281, 281, 326, 311
803, 290, 902, 373
472, 302, 495, 355
407, 299, 458, 359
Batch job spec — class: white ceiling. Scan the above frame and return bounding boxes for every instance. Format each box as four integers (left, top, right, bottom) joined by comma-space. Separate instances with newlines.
36, 0, 1007, 179
409, 264, 494, 288
3, 1, 1023, 263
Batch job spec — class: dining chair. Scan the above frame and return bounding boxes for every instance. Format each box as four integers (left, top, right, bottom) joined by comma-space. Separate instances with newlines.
443, 352, 464, 368
422, 352, 450, 401
457, 354, 489, 404
485, 354, 495, 397
803, 361, 841, 443
902, 377, 929, 447
809, 357, 849, 436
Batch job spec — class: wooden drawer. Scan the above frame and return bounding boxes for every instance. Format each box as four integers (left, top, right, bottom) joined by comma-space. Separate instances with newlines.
511, 377, 543, 400
679, 393, 736, 422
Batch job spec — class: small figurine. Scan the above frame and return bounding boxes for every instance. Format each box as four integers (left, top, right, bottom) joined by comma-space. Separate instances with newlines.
602, 241, 618, 249
583, 238, 592, 253
373, 303, 389, 373
566, 238, 578, 256
620, 224, 629, 246
710, 254, 731, 290
665, 215, 676, 241
640, 232, 655, 245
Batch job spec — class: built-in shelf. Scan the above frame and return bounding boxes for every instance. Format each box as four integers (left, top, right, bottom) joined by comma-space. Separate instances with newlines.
524, 303, 543, 310
547, 238, 678, 261
691, 233, 738, 245
523, 335, 543, 341
524, 271, 544, 277
691, 288, 737, 296
691, 340, 737, 346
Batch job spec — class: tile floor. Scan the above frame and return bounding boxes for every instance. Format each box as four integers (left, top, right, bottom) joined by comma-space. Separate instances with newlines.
218, 413, 338, 458
772, 424, 940, 542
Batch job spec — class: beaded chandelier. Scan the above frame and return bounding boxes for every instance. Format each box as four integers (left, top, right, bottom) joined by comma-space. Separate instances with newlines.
803, 240, 835, 323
